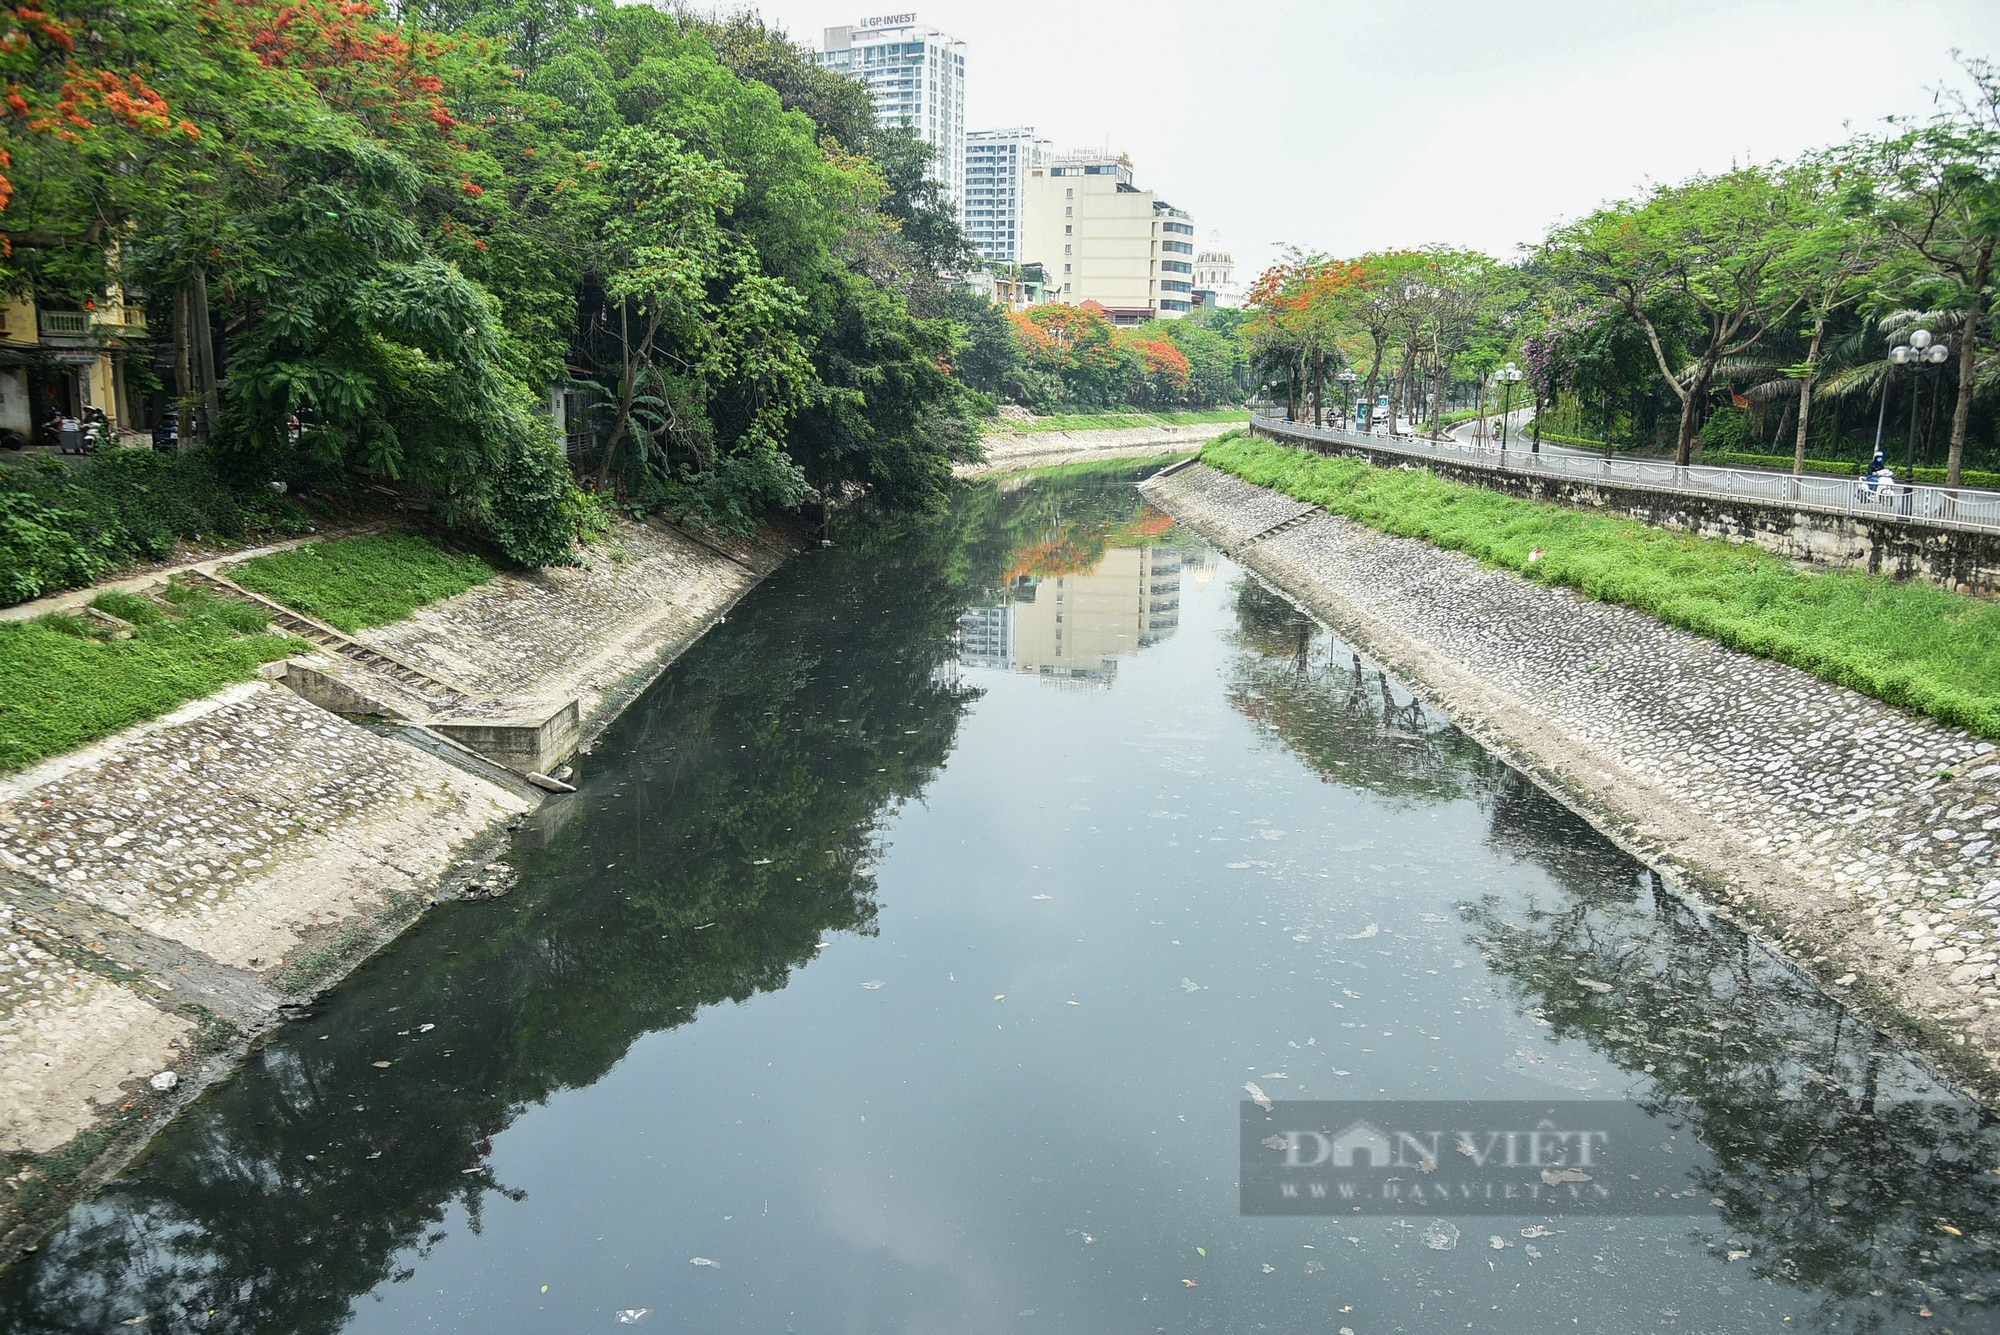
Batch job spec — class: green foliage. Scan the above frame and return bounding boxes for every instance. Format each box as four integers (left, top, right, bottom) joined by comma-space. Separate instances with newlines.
5, 0, 980, 572
1205, 433, 2000, 737
0, 452, 309, 606
1698, 403, 1756, 453
232, 533, 494, 632
0, 585, 304, 772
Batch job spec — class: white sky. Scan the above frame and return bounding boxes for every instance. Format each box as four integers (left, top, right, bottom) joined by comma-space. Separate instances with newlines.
733, 0, 2000, 282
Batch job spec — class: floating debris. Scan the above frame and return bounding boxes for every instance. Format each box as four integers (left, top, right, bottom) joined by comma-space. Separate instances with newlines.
1244, 1081, 1274, 1112
1348, 923, 1380, 940
1421, 1220, 1460, 1251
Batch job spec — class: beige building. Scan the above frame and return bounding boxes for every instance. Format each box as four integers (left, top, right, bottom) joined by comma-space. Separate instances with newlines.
1019, 152, 1196, 323
1008, 544, 1183, 684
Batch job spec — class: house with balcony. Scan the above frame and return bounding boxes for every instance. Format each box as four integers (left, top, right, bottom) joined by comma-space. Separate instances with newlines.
0, 286, 152, 447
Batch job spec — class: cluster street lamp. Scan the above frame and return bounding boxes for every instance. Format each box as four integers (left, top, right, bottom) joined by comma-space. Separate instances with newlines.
1494, 362, 1524, 455
1883, 327, 1952, 484
1336, 368, 1360, 431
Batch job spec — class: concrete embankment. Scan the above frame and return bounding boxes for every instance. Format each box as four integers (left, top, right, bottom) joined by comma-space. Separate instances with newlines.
0, 516, 790, 1247
1144, 462, 2000, 1096
964, 420, 1239, 475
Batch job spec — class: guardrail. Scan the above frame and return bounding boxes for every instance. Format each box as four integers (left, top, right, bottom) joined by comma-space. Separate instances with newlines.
1251, 414, 2000, 536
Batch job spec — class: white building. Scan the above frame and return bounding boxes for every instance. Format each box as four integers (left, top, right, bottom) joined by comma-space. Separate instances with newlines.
1192, 229, 1243, 308
819, 15, 967, 208
1020, 151, 1196, 322
963, 127, 1052, 263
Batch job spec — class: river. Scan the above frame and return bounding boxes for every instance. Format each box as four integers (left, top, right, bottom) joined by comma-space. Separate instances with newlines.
1, 463, 1995, 1333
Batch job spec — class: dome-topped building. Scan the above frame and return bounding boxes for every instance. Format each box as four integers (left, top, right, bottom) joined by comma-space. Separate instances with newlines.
1193, 229, 1243, 308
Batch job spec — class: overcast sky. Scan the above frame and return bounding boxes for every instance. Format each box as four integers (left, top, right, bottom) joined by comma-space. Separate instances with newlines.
729, 0, 2000, 281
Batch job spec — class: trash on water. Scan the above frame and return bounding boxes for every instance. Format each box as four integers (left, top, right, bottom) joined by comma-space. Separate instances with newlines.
1540, 1168, 1591, 1185
752, 859, 772, 866
1303, 1259, 1323, 1274
993, 994, 1006, 1002
1348, 923, 1380, 940
372, 1061, 392, 1068
1261, 1263, 1275, 1273
861, 981, 885, 990
1181, 978, 1204, 993
1180, 1279, 1198, 1288
149, 1071, 177, 1092
1031, 894, 1052, 901
1488, 1236, 1510, 1250
1196, 1247, 1206, 1256
1575, 977, 1613, 994
1261, 1135, 1289, 1151
1726, 1249, 1752, 1263
1519, 1226, 1555, 1238
689, 1257, 721, 1268
1244, 1081, 1274, 1112
616, 1310, 649, 1324
418, 1023, 435, 1033
1421, 1220, 1460, 1251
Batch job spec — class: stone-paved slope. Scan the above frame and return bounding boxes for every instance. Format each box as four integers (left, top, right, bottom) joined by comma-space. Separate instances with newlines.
355, 519, 774, 732
1145, 463, 2000, 1081
0, 684, 528, 1153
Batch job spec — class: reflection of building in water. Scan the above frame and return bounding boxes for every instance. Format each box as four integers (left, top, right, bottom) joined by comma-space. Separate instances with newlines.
957, 601, 1013, 670
1007, 545, 1182, 686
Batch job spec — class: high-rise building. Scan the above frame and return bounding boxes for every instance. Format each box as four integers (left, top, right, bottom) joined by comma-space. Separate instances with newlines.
1019, 151, 1196, 322
1192, 230, 1243, 308
963, 127, 1051, 263
819, 15, 967, 208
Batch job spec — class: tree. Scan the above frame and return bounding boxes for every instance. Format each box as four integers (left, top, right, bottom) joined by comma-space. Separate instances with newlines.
1553, 169, 1809, 465
1846, 56, 2000, 488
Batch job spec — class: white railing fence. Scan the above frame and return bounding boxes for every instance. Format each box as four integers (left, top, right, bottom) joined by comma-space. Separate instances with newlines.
1250, 415, 2000, 535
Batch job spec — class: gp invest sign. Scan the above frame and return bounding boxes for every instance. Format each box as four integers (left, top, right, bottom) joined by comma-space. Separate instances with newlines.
1240, 1101, 1712, 1215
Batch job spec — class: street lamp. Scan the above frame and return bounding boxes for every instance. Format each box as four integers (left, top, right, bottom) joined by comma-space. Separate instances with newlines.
1494, 362, 1524, 455
1886, 327, 1952, 478
1336, 368, 1359, 431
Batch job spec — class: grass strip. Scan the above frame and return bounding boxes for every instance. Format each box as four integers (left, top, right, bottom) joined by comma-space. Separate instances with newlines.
1202, 431, 2000, 739
232, 532, 494, 633
0, 584, 305, 772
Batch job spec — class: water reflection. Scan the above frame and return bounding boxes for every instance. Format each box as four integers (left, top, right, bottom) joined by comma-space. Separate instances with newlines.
958, 482, 1196, 685
1227, 575, 2000, 1332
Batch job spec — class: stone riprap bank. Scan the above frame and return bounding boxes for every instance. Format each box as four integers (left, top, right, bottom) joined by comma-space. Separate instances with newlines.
0, 516, 788, 1244
964, 420, 1238, 476
1144, 463, 2000, 1089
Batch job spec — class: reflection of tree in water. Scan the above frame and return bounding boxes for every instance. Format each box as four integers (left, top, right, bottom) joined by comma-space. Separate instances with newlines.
0, 465, 1172, 1334
1225, 576, 1503, 803
1474, 777, 2000, 1334
1224, 573, 2000, 1333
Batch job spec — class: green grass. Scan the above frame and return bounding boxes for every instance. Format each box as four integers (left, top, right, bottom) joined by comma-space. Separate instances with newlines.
991, 408, 1249, 435
232, 533, 494, 632
1202, 432, 2000, 739
0, 583, 305, 772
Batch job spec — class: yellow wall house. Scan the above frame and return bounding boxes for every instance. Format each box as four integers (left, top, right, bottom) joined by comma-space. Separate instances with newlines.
0, 286, 148, 445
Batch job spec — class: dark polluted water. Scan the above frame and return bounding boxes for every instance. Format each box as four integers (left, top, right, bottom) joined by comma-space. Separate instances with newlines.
4, 464, 1999, 1334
